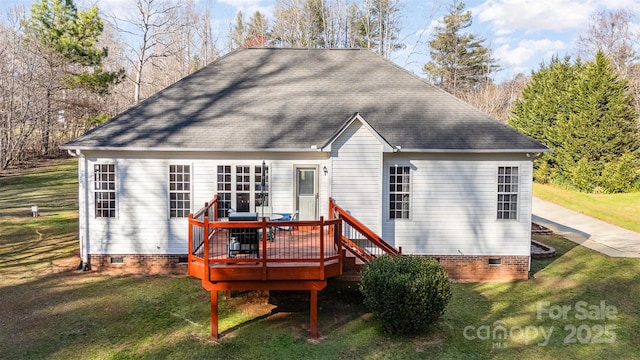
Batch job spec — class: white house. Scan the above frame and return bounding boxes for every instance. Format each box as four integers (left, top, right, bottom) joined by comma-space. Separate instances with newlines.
61, 48, 548, 281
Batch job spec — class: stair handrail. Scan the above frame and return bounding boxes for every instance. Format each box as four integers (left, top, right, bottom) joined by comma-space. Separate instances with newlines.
329, 198, 401, 257
190, 196, 218, 257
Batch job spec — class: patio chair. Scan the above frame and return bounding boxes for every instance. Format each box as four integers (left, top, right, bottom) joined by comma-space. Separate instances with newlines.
280, 211, 299, 240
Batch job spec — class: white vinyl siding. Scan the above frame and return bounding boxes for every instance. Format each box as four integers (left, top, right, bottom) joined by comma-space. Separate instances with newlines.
330, 120, 384, 234
82, 152, 328, 256
382, 154, 533, 256
79, 149, 533, 260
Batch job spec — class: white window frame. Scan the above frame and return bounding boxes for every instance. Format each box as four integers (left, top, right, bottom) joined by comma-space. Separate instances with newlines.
169, 164, 191, 218
254, 163, 269, 208
217, 165, 232, 218
94, 163, 116, 218
497, 166, 519, 220
389, 165, 411, 220
216, 163, 270, 217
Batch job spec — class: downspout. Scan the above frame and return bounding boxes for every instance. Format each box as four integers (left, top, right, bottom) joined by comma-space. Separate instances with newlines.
68, 149, 90, 270
525, 152, 541, 277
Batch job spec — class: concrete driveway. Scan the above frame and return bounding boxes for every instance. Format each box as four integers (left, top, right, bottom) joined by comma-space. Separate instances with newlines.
532, 197, 640, 258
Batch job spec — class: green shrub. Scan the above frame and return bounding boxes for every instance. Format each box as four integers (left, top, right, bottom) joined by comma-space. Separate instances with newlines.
359, 255, 451, 335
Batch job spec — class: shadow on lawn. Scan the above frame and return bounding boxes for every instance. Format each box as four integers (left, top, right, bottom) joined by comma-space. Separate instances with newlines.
0, 266, 211, 359
529, 234, 579, 277
462, 235, 640, 359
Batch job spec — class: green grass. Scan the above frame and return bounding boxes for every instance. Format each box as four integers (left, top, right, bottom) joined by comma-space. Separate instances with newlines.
534, 183, 640, 232
1, 159, 639, 359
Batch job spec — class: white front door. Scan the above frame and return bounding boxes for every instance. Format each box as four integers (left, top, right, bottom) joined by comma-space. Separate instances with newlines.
296, 167, 317, 220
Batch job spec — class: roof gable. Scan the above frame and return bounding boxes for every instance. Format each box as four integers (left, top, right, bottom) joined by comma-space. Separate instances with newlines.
62, 48, 548, 153
321, 113, 395, 153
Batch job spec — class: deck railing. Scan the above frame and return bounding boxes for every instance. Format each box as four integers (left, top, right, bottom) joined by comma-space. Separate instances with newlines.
189, 202, 343, 281
189, 197, 398, 281
329, 197, 401, 262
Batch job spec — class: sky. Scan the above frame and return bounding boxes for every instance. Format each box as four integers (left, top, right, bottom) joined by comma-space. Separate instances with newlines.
1, 0, 639, 83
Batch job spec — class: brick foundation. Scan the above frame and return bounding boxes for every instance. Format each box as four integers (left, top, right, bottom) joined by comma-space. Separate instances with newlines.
432, 255, 530, 282
89, 254, 189, 275
89, 253, 529, 281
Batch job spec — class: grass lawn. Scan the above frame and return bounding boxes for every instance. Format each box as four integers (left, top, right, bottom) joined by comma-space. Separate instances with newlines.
533, 183, 640, 233
1, 159, 638, 359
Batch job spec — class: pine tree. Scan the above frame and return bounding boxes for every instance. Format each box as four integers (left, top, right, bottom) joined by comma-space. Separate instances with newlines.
247, 11, 269, 46
230, 11, 247, 50
423, 0, 498, 96
23, 0, 122, 154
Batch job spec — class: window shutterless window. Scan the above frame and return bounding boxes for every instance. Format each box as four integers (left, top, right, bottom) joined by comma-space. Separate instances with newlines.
389, 166, 410, 219
217, 164, 270, 217
169, 165, 191, 217
94, 164, 116, 218
497, 166, 518, 220
217, 165, 232, 218
255, 164, 269, 207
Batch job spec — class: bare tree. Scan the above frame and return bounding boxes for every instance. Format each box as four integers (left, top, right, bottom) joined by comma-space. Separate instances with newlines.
272, 0, 323, 48
356, 0, 403, 58
463, 73, 529, 122
197, 0, 217, 66
575, 9, 640, 118
0, 7, 43, 169
108, 0, 183, 104
576, 10, 638, 76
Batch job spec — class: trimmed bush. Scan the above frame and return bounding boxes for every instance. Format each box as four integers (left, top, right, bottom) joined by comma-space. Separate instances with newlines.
359, 255, 451, 334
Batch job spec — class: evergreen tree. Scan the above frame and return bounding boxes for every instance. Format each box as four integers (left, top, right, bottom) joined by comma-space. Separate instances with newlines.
423, 0, 498, 96
229, 11, 247, 50
510, 56, 582, 182
24, 0, 121, 94
559, 52, 640, 191
247, 11, 269, 46
509, 52, 640, 193
23, 0, 122, 154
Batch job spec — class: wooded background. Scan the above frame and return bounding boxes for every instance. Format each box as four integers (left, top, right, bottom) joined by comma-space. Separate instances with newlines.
1, 0, 638, 192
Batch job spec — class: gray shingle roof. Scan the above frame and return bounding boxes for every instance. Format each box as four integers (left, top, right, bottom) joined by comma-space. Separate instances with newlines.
62, 48, 548, 152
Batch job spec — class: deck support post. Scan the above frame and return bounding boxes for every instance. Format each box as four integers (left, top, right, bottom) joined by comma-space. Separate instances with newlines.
211, 290, 219, 338
310, 290, 318, 339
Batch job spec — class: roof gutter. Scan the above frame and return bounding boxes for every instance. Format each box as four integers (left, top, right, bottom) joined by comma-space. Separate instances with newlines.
389, 148, 552, 154
60, 145, 551, 154
60, 145, 327, 152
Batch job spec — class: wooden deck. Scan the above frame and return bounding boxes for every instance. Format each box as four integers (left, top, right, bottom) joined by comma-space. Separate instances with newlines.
189, 219, 343, 285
